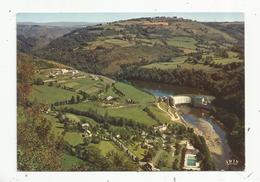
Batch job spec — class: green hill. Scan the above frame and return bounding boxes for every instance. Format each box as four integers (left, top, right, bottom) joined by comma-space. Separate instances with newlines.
34, 17, 241, 75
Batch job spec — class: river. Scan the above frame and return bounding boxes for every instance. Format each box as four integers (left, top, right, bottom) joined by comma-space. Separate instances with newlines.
130, 79, 234, 170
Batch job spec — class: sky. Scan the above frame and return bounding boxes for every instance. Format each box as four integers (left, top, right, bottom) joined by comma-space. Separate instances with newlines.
16, 12, 244, 23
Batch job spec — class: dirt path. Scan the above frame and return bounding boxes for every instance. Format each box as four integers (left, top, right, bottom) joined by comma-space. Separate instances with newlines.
157, 102, 186, 126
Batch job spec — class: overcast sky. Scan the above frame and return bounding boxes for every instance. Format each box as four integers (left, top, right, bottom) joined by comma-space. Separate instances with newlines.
17, 12, 244, 23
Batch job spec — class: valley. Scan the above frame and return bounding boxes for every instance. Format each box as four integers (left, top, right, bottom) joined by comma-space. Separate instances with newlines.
17, 15, 244, 171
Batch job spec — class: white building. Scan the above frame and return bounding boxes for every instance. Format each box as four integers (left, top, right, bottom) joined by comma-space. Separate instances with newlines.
169, 95, 192, 106
154, 124, 167, 132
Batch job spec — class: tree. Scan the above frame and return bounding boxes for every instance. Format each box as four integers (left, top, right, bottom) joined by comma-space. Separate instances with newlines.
91, 136, 101, 144
83, 137, 91, 145
215, 48, 228, 58
76, 95, 81, 103
172, 159, 179, 170
70, 96, 75, 104
34, 78, 44, 85
17, 112, 64, 170
106, 151, 138, 171
17, 53, 36, 106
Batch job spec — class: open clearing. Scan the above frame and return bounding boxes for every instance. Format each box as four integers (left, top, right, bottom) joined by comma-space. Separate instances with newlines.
61, 153, 85, 170
142, 61, 218, 73
166, 36, 197, 50
89, 141, 123, 156
66, 103, 158, 126
30, 85, 77, 104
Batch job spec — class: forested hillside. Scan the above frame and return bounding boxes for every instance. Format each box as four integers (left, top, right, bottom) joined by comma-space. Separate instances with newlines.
34, 17, 241, 75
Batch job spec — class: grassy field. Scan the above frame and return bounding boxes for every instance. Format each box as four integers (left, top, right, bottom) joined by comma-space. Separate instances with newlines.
107, 106, 157, 126
62, 78, 104, 95
148, 104, 172, 124
65, 113, 98, 126
166, 37, 197, 50
212, 58, 243, 65
136, 38, 164, 47
87, 38, 134, 50
44, 114, 64, 137
89, 141, 123, 156
64, 131, 84, 146
142, 60, 217, 73
66, 101, 102, 112
61, 153, 85, 170
153, 149, 174, 170
127, 142, 146, 159
63, 102, 158, 126
30, 85, 77, 104
114, 82, 155, 104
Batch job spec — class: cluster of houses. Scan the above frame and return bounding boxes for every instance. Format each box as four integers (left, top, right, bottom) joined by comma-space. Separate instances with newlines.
81, 123, 92, 138
49, 68, 79, 78
76, 109, 200, 171
89, 74, 99, 81
153, 123, 168, 132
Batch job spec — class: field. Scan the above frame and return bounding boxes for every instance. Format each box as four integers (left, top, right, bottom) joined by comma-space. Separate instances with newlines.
212, 58, 243, 65
148, 104, 172, 124
142, 60, 218, 73
67, 103, 158, 126
65, 113, 98, 126
166, 36, 197, 50
107, 106, 158, 126
89, 141, 123, 156
30, 85, 77, 104
127, 142, 146, 159
153, 149, 174, 170
113, 82, 155, 104
61, 153, 85, 170
44, 114, 64, 137
64, 131, 84, 146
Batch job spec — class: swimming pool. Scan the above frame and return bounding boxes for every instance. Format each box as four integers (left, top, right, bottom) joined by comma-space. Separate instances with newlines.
187, 156, 197, 166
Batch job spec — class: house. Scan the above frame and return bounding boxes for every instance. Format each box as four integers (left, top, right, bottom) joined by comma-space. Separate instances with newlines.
142, 162, 160, 171
116, 134, 121, 139
81, 123, 90, 129
81, 123, 91, 134
90, 74, 99, 80
141, 141, 154, 149
72, 70, 79, 75
106, 96, 114, 101
61, 69, 69, 74
154, 124, 167, 132
82, 129, 92, 137
141, 131, 148, 138
162, 134, 167, 139
191, 95, 213, 110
